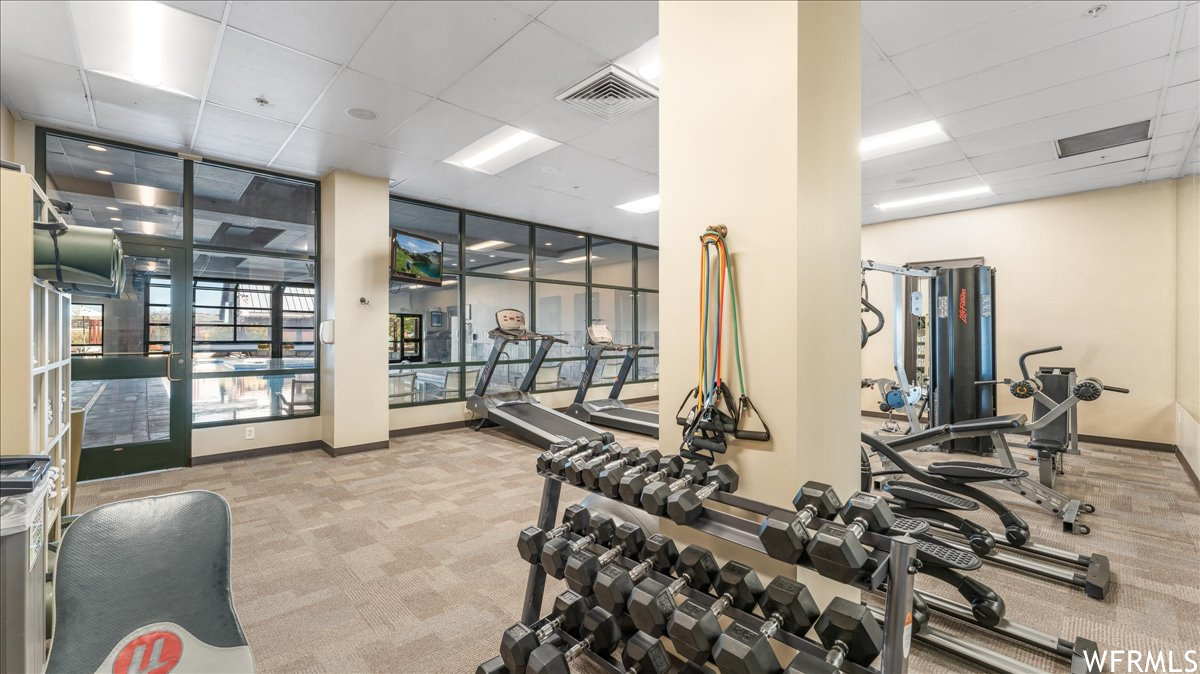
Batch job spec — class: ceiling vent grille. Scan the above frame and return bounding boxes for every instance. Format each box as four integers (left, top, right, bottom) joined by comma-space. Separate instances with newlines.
557, 66, 658, 122
1055, 120, 1151, 158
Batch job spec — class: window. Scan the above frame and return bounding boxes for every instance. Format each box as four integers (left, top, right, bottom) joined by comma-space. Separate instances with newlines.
465, 215, 529, 275
636, 291, 659, 381
536, 228, 588, 283
536, 282, 587, 359
44, 136, 184, 239
389, 314, 424, 361
70, 304, 104, 354
637, 246, 658, 290
591, 238, 634, 287
147, 276, 173, 354
193, 163, 317, 255
592, 287, 636, 345
465, 276, 531, 362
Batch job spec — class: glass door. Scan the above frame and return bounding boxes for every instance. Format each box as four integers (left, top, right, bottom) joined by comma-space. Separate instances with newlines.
71, 243, 190, 480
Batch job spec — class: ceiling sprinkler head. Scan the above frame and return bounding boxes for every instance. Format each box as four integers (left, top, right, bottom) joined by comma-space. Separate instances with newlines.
1085, 4, 1106, 18
254, 96, 269, 107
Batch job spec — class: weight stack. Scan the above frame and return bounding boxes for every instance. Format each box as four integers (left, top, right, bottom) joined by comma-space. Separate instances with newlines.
931, 266, 996, 453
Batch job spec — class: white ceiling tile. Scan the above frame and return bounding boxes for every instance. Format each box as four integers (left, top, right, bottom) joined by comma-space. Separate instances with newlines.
510, 98, 607, 143
863, 193, 1003, 225
994, 170, 1145, 203
919, 12, 1176, 116
956, 91, 1159, 157
0, 1, 78, 67
507, 1, 555, 18
981, 139, 1149, 185
1180, 2, 1199, 51
381, 99, 504, 161
229, 1, 390, 65
862, 61, 910, 107
206, 28, 339, 124
614, 144, 657, 173
89, 72, 199, 147
967, 141, 1058, 174
1144, 166, 1180, 181
498, 144, 609, 187
861, 30, 882, 66
1151, 131, 1190, 153
942, 57, 1166, 139
861, 142, 964, 179
892, 1, 1176, 91
866, 175, 990, 207
162, 1, 226, 21
441, 21, 608, 122
566, 103, 656, 159
1149, 150, 1185, 169
541, 159, 647, 202
536, 1, 657, 61
302, 70, 429, 144
0, 52, 92, 125
350, 2, 531, 96
193, 104, 294, 162
862, 1, 1031, 56
1164, 80, 1200, 114
991, 156, 1147, 194
1171, 48, 1199, 86
272, 126, 373, 175
1156, 107, 1199, 135
346, 147, 435, 183
862, 94, 935, 137
395, 161, 499, 201
862, 159, 977, 195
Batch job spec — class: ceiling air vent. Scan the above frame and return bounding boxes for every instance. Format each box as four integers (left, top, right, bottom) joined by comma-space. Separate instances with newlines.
557, 66, 658, 122
1055, 120, 1151, 158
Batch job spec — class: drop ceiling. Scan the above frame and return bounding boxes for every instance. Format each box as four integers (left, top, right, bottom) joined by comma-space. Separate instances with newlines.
1, 1, 1197, 241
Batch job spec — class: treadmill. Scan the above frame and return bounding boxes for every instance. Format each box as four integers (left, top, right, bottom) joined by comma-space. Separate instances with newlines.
466, 309, 614, 450
567, 324, 658, 438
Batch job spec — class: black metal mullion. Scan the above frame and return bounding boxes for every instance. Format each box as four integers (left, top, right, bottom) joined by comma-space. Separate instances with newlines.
271, 283, 284, 360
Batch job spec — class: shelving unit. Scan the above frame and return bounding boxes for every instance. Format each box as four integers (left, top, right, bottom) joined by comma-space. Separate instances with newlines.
1, 166, 73, 540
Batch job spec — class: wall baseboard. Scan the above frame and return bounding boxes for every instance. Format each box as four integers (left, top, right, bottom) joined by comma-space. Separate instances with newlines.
321, 439, 390, 457
1179, 446, 1200, 498
390, 421, 464, 437
192, 440, 324, 466
858, 411, 1174, 452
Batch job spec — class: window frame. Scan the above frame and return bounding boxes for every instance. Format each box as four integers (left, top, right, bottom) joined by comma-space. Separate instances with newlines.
70, 303, 105, 354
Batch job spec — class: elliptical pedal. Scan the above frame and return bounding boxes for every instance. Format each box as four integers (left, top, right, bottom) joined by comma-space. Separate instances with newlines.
883, 481, 980, 511
914, 540, 982, 571
889, 517, 930, 536
927, 461, 1028, 481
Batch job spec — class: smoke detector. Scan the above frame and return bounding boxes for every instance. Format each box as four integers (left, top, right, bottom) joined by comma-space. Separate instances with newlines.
557, 66, 658, 122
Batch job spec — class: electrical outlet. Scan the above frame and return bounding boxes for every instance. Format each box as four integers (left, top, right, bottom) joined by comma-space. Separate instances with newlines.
245, 427, 255, 440
653, 383, 658, 392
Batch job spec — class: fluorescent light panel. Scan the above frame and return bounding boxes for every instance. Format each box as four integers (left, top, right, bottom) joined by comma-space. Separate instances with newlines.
466, 240, 507, 251
860, 121, 949, 161
444, 125, 559, 174
874, 185, 992, 212
615, 194, 660, 214
504, 267, 531, 274
560, 255, 603, 264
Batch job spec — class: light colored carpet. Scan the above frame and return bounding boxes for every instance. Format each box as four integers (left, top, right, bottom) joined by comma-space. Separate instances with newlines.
73, 415, 1200, 673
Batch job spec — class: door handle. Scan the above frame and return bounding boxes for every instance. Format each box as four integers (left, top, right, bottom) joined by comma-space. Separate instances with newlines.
166, 351, 184, 382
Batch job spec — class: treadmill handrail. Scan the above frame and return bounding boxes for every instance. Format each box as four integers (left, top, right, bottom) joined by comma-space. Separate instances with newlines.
586, 339, 651, 353
490, 327, 567, 344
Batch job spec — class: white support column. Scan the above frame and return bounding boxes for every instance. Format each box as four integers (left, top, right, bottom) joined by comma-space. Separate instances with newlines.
659, 0, 862, 606
319, 170, 391, 455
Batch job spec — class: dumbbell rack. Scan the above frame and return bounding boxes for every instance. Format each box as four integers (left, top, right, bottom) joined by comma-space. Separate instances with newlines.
519, 474, 920, 674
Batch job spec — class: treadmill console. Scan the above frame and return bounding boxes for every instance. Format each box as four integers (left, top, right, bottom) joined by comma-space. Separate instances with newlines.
587, 324, 614, 345
495, 309, 527, 333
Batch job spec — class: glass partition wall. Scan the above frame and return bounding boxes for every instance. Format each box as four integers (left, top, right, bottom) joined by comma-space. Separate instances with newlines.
389, 198, 658, 408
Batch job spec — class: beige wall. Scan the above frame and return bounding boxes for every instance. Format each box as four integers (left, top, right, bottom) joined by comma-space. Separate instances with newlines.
0, 103, 14, 163
861, 180, 1180, 445
193, 416, 323, 457
660, 0, 862, 607
1177, 174, 1199, 473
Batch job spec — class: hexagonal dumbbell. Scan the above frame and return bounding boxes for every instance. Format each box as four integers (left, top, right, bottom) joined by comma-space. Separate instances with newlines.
666, 464, 740, 524
526, 607, 622, 674
535, 438, 592, 473
564, 444, 638, 485
476, 656, 510, 674
712, 576, 820, 674
585, 449, 662, 491
628, 544, 720, 637
548, 440, 610, 478
640, 462, 712, 516
617, 455, 688, 505
565, 522, 646, 595
758, 481, 843, 564
540, 512, 616, 580
666, 560, 764, 663
517, 505, 591, 564
500, 590, 591, 674
594, 534, 679, 616
622, 631, 672, 674
805, 491, 896, 583
784, 598, 884, 674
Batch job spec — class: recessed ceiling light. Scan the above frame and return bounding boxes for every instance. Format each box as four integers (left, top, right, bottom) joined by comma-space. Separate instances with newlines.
443, 279, 458, 286
469, 259, 476, 263
467, 240, 506, 251
504, 267, 531, 274
346, 108, 379, 121
106, 206, 120, 211
576, 235, 585, 239
616, 194, 660, 214
110, 217, 121, 221
874, 185, 991, 212
95, 169, 114, 176
406, 284, 422, 289
561, 255, 603, 264
488, 254, 496, 258
444, 125, 559, 174
112, 227, 123, 231
860, 121, 949, 161
86, 144, 108, 152
544, 242, 552, 246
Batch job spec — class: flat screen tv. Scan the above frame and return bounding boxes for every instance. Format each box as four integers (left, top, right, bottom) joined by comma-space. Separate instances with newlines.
390, 230, 444, 286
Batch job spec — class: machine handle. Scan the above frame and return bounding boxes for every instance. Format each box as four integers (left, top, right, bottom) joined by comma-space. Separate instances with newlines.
1105, 386, 1130, 394
1017, 345, 1062, 380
